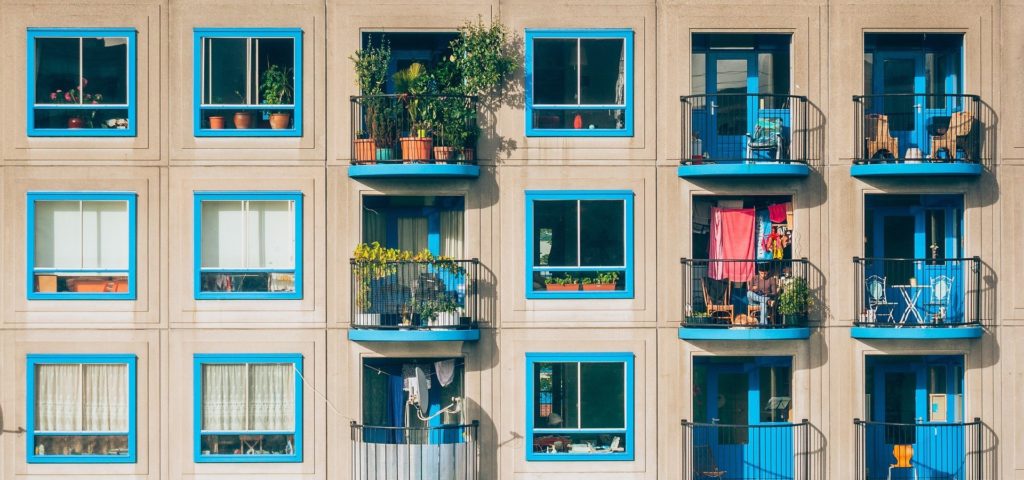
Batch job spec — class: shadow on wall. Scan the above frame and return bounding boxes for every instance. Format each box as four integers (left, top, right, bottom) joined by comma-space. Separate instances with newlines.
803, 98, 827, 169
481, 30, 524, 162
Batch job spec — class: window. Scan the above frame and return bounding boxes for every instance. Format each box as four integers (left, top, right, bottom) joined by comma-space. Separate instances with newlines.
194, 192, 302, 300
27, 28, 137, 137
27, 192, 137, 300
193, 28, 302, 137
525, 29, 633, 136
26, 354, 137, 463
193, 354, 303, 463
525, 191, 633, 298
526, 353, 634, 461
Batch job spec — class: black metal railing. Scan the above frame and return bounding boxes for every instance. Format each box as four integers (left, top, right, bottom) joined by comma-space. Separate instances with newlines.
682, 420, 812, 480
351, 422, 478, 480
350, 95, 478, 165
351, 259, 479, 330
853, 257, 980, 327
681, 258, 811, 329
854, 419, 983, 480
853, 94, 982, 164
681, 94, 809, 164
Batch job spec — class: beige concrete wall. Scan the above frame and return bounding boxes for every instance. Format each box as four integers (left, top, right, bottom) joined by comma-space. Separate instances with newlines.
0, 0, 1019, 478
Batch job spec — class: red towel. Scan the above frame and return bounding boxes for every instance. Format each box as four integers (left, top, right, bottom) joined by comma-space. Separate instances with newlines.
768, 203, 787, 223
708, 207, 756, 282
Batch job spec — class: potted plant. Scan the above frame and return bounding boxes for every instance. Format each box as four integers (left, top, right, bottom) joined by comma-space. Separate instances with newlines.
544, 273, 580, 292
50, 84, 102, 128
260, 64, 294, 129
582, 271, 619, 291
350, 38, 396, 161
208, 115, 226, 129
353, 130, 376, 164
778, 277, 812, 326
393, 63, 433, 162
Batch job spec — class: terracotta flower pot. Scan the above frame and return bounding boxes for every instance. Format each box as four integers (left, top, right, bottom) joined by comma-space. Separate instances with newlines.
233, 112, 253, 129
582, 283, 616, 291
545, 283, 580, 292
433, 146, 457, 163
67, 116, 85, 129
400, 137, 433, 162
208, 116, 226, 129
354, 139, 377, 164
269, 112, 291, 129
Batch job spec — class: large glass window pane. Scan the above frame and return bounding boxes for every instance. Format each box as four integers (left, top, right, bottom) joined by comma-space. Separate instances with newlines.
579, 200, 625, 266
34, 38, 80, 104
33, 362, 130, 457
759, 366, 792, 422
533, 200, 578, 267
82, 38, 128, 104
32, 199, 131, 295
245, 201, 294, 269
579, 362, 625, 428
199, 362, 297, 458
201, 201, 246, 269
533, 39, 578, 105
579, 39, 625, 105
691, 52, 706, 95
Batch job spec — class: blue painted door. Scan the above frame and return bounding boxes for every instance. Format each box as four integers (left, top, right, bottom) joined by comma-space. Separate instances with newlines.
703, 362, 794, 479
870, 205, 963, 324
871, 51, 962, 158
867, 358, 965, 479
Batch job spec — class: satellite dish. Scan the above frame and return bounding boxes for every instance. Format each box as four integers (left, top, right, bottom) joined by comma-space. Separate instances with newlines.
415, 367, 430, 416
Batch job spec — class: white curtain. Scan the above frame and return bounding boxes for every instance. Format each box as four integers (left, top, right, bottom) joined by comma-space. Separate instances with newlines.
36, 363, 127, 432
440, 211, 464, 258
202, 200, 294, 270
35, 200, 129, 270
201, 364, 247, 431
202, 363, 294, 432
248, 364, 295, 431
363, 209, 387, 245
397, 217, 428, 253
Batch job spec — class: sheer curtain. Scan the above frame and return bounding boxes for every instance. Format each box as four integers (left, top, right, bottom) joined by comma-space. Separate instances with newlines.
202, 200, 294, 270
440, 211, 464, 258
202, 363, 294, 431
397, 217, 428, 253
362, 209, 387, 245
36, 363, 127, 432
249, 364, 295, 431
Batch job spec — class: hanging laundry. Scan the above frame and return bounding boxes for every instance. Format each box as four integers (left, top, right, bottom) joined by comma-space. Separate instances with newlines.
756, 210, 773, 260
708, 207, 756, 282
434, 359, 456, 387
762, 226, 787, 260
767, 203, 787, 223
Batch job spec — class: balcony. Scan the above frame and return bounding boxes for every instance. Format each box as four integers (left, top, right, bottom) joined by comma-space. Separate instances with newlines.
682, 420, 815, 480
350, 422, 478, 480
851, 94, 984, 177
853, 257, 982, 339
679, 94, 810, 178
679, 258, 811, 341
348, 95, 480, 179
348, 258, 480, 342
855, 419, 984, 480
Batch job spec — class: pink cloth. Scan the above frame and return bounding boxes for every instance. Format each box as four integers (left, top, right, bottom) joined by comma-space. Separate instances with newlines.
708, 207, 756, 282
768, 203, 787, 223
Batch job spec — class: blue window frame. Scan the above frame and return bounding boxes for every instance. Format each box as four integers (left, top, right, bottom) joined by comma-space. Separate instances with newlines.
525, 352, 635, 461
193, 28, 303, 137
27, 28, 137, 137
525, 29, 634, 137
525, 190, 634, 299
193, 191, 303, 300
193, 353, 303, 463
26, 354, 138, 464
26, 192, 138, 300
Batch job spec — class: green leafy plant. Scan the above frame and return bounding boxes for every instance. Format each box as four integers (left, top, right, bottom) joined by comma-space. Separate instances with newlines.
778, 277, 812, 317
596, 271, 620, 285
260, 64, 293, 112
449, 17, 518, 97
543, 273, 578, 286
352, 242, 466, 311
350, 37, 390, 95
393, 62, 430, 136
350, 38, 400, 149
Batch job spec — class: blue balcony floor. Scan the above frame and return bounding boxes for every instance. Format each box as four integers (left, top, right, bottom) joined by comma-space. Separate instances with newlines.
678, 327, 811, 341
851, 325, 983, 339
850, 162, 982, 177
348, 164, 480, 179
348, 328, 481, 342
678, 162, 810, 178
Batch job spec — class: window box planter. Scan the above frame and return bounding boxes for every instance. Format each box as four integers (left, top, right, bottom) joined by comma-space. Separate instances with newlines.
544, 283, 580, 292
582, 283, 616, 291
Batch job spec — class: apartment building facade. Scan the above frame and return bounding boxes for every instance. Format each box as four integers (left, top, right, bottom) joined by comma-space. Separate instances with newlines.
0, 0, 1021, 478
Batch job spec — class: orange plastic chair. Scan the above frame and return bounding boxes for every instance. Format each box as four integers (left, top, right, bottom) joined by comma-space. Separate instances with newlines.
887, 444, 919, 480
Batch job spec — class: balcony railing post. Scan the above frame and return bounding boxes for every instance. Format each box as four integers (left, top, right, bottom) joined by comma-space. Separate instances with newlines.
975, 417, 983, 480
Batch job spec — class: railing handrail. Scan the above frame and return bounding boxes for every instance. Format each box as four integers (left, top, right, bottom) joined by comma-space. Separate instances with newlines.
681, 419, 810, 428
350, 258, 480, 265
853, 418, 982, 427
350, 93, 479, 101
682, 257, 810, 263
853, 93, 981, 101
680, 93, 809, 101
350, 420, 479, 432
853, 256, 980, 262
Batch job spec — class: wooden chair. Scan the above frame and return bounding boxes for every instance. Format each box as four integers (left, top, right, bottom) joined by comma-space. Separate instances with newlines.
930, 111, 974, 161
693, 444, 727, 479
865, 114, 899, 160
702, 278, 734, 324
